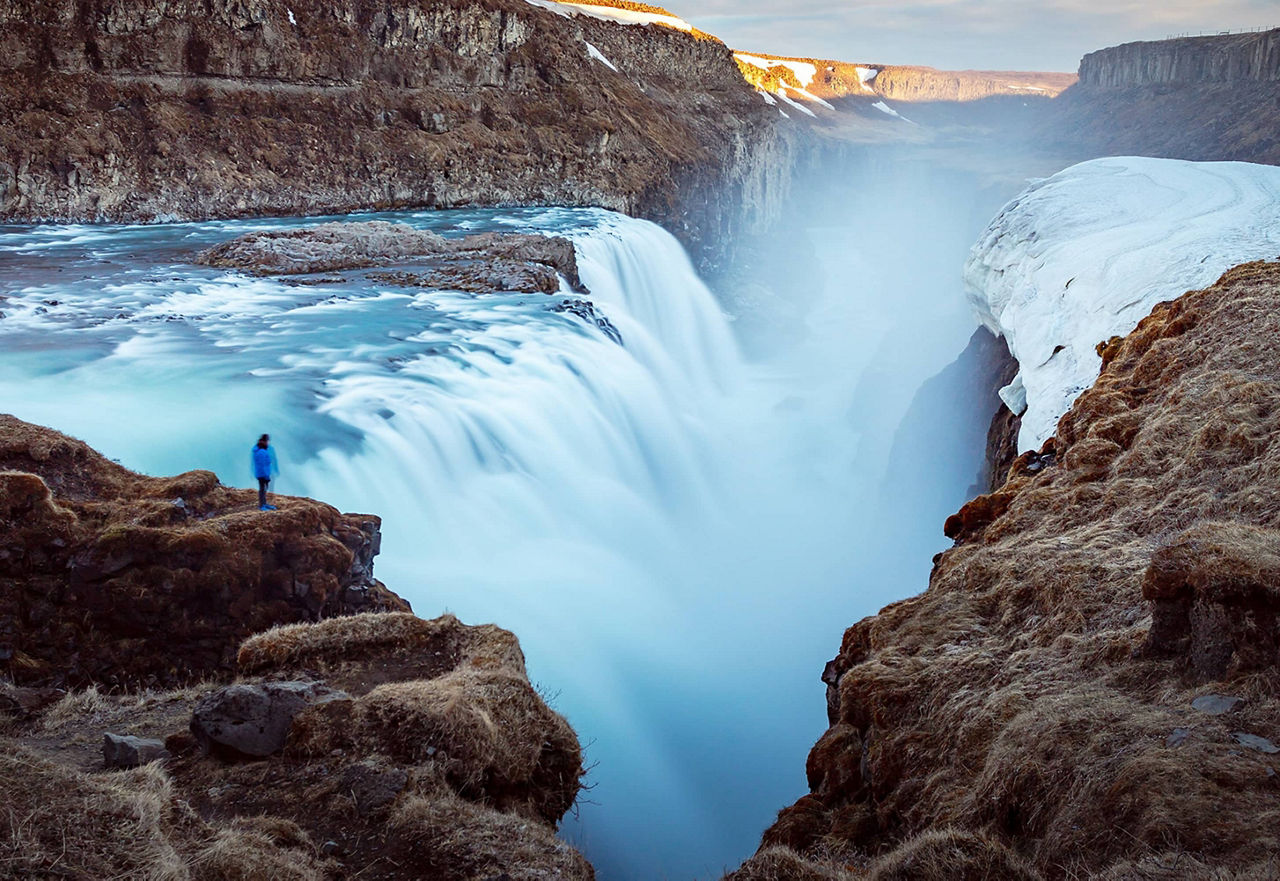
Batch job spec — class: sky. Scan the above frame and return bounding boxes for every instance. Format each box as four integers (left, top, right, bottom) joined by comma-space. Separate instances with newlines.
672, 0, 1279, 72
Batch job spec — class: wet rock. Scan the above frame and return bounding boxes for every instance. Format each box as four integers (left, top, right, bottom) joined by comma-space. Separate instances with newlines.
102, 732, 170, 768
1192, 695, 1245, 715
191, 681, 348, 759
1231, 732, 1280, 755
552, 299, 623, 344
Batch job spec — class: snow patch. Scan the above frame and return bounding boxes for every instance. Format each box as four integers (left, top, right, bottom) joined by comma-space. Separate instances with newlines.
856, 66, 878, 93
734, 53, 818, 88
782, 83, 834, 110
287, 7, 296, 24
775, 89, 816, 118
871, 100, 912, 123
526, 0, 693, 31
584, 40, 618, 71
757, 90, 777, 106
964, 157, 1280, 451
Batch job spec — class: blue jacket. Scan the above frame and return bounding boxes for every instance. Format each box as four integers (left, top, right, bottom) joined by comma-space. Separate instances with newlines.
252, 445, 278, 480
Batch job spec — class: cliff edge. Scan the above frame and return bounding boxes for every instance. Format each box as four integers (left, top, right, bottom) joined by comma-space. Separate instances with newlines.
0, 415, 591, 879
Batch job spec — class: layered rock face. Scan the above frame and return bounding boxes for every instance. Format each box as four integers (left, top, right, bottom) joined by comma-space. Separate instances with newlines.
0, 414, 408, 688
733, 261, 1280, 879
1047, 29, 1280, 164
0, 0, 790, 269
1078, 29, 1280, 87
1, 612, 591, 879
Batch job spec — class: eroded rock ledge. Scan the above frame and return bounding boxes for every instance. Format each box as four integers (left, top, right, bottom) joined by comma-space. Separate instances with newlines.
0, 414, 408, 688
197, 220, 586, 292
733, 262, 1280, 879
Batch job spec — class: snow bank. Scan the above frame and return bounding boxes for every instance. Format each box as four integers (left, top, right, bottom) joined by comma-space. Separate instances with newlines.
584, 40, 618, 71
526, 0, 694, 32
856, 66, 878, 93
964, 156, 1280, 452
734, 53, 818, 88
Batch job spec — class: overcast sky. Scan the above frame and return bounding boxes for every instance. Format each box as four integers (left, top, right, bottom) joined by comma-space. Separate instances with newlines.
676, 0, 1278, 72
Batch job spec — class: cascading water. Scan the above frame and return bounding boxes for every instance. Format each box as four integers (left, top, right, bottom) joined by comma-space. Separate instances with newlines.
0, 151, 1020, 879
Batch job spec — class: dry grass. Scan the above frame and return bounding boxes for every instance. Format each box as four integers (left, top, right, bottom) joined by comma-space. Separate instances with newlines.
289, 668, 582, 823
0, 745, 328, 880
725, 845, 861, 880
389, 790, 594, 880
754, 263, 1280, 878
237, 612, 526, 694
867, 829, 1041, 880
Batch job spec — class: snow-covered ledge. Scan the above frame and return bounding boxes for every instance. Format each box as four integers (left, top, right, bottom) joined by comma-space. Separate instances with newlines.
963, 156, 1280, 452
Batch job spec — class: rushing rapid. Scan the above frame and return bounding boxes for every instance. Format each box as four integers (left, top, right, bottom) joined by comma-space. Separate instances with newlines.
0, 166, 1004, 878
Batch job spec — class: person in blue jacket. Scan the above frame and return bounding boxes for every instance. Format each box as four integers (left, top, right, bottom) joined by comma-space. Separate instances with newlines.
252, 434, 279, 511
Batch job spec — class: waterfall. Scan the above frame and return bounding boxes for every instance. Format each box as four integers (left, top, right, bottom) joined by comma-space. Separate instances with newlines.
0, 156, 1012, 877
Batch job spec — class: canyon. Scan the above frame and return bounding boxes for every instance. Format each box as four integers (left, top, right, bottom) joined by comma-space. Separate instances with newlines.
3, 2, 1280, 879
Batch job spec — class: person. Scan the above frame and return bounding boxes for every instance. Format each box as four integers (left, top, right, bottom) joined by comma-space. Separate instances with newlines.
252, 434, 279, 511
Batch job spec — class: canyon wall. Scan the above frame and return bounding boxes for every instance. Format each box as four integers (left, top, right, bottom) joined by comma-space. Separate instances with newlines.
1046, 28, 1280, 165
1078, 28, 1280, 87
0, 0, 793, 270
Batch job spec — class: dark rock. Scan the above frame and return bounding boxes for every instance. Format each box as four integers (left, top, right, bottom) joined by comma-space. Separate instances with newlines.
191, 681, 348, 759
1231, 733, 1280, 755
339, 762, 410, 816
552, 299, 623, 344
1192, 695, 1245, 715
0, 685, 64, 721
1166, 727, 1191, 747
102, 732, 170, 768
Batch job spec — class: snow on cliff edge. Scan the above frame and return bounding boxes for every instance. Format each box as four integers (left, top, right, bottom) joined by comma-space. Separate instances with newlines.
964, 156, 1280, 453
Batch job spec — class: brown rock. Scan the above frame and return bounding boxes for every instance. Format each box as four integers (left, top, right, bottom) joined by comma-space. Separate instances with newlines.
0, 414, 409, 688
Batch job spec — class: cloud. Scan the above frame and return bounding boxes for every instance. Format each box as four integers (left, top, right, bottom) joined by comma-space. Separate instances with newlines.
675, 0, 1278, 70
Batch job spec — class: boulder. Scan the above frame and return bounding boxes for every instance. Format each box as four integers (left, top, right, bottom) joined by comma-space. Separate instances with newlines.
191, 681, 347, 758
102, 732, 170, 768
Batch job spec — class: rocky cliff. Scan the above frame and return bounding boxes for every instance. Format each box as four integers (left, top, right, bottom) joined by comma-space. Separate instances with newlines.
0, 414, 408, 688
1078, 29, 1280, 87
731, 262, 1280, 879
0, 415, 591, 878
0, 0, 791, 271
1046, 29, 1280, 165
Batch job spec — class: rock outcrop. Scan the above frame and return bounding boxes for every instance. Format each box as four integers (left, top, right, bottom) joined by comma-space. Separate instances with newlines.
0, 414, 408, 688
733, 261, 1280, 878
1046, 29, 1280, 165
1, 612, 591, 879
197, 220, 586, 291
0, 0, 791, 271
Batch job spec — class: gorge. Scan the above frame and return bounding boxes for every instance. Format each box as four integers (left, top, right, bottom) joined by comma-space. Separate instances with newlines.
3, 2, 1280, 879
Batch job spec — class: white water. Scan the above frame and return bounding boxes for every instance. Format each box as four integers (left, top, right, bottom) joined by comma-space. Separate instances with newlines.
0, 157, 1015, 877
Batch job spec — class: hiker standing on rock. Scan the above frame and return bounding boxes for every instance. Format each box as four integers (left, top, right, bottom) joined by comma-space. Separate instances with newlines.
252, 434, 279, 511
